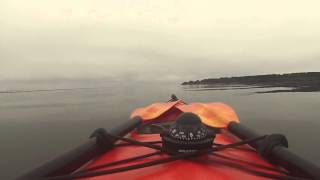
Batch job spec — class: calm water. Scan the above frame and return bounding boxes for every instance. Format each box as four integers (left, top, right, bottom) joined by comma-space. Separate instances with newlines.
1, 80, 320, 179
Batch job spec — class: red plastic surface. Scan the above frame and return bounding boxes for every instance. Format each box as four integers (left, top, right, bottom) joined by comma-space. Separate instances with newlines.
78, 131, 285, 180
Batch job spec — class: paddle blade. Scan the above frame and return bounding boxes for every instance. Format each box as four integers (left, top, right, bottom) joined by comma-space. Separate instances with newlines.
130, 100, 183, 121
177, 102, 240, 128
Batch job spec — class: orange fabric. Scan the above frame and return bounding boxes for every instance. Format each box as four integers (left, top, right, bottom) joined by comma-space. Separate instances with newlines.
130, 100, 184, 121
131, 101, 240, 128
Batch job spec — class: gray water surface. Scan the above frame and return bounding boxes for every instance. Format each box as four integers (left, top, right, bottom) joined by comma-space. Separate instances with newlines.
1, 80, 320, 179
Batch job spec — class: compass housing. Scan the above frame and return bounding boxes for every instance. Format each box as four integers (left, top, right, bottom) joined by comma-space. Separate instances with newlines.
161, 112, 216, 154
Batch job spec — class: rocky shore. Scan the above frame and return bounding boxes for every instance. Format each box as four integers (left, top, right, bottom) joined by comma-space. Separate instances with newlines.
182, 72, 320, 93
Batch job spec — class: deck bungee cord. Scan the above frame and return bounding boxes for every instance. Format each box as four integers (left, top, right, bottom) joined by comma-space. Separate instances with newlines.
16, 95, 320, 180
209, 153, 289, 175
41, 130, 307, 180
114, 141, 162, 147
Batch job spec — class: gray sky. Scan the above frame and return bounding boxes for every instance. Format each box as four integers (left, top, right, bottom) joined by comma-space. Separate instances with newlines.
1, 0, 320, 81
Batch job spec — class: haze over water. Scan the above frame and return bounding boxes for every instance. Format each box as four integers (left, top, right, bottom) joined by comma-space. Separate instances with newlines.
2, 0, 320, 81
1, 0, 320, 179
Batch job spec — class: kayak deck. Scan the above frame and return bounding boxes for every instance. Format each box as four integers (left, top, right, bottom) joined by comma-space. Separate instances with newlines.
79, 130, 286, 180
14, 98, 320, 180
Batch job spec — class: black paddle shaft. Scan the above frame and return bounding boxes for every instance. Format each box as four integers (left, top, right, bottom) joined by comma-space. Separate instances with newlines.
228, 122, 320, 180
15, 117, 142, 180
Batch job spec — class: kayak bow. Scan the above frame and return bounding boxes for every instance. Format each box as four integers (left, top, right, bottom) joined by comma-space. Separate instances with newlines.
16, 96, 320, 180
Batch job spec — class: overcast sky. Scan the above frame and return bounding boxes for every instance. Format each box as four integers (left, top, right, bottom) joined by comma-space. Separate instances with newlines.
1, 0, 320, 81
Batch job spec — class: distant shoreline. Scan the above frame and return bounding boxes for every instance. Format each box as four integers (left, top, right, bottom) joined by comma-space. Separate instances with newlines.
181, 72, 320, 93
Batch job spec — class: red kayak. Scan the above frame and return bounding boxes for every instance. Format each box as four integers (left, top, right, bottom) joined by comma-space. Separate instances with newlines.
16, 96, 320, 180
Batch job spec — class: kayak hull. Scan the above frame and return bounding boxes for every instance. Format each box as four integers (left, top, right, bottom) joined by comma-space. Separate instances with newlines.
80, 131, 285, 180
16, 99, 320, 180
